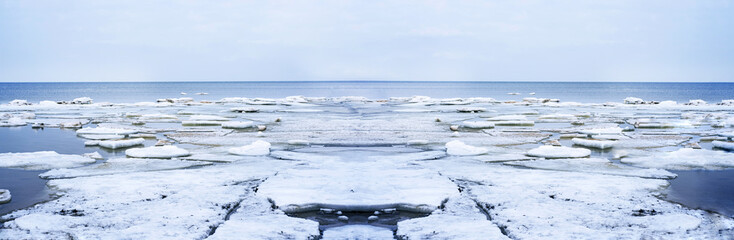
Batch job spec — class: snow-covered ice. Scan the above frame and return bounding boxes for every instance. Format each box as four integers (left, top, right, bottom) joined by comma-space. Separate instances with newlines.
228, 140, 271, 156
526, 146, 591, 158
506, 158, 676, 179
621, 148, 734, 170
571, 138, 617, 149
445, 140, 488, 156
0, 151, 96, 170
125, 145, 191, 158
40, 158, 211, 179
98, 138, 145, 149
0, 189, 10, 204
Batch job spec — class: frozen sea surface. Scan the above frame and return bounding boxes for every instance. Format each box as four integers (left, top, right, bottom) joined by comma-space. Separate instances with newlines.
1, 93, 734, 239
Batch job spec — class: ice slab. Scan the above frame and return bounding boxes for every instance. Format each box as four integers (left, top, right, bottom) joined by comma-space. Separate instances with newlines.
419, 160, 734, 239
621, 148, 734, 170
125, 146, 191, 158
397, 196, 509, 240
0, 151, 96, 170
270, 151, 341, 162
526, 146, 591, 158
98, 138, 145, 149
506, 158, 676, 179
0, 189, 10, 204
712, 141, 734, 151
257, 161, 458, 213
322, 225, 394, 240
571, 138, 616, 149
446, 140, 488, 156
461, 121, 494, 129
367, 150, 446, 161
221, 121, 255, 129
77, 134, 126, 140
0, 160, 296, 239
76, 127, 137, 135
228, 140, 271, 156
40, 158, 212, 179
208, 196, 319, 240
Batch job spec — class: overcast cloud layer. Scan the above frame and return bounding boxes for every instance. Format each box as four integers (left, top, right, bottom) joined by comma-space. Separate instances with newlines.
1, 0, 732, 82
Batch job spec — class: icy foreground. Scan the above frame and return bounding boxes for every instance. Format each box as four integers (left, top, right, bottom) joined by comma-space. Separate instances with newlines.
2, 96, 734, 239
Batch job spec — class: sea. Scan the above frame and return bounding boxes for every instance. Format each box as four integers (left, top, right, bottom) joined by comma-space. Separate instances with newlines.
0, 81, 733, 103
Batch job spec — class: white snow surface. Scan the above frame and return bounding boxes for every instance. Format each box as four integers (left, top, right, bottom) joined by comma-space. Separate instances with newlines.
125, 145, 191, 158
0, 151, 96, 170
322, 225, 394, 240
712, 140, 734, 150
526, 145, 591, 158
506, 158, 676, 179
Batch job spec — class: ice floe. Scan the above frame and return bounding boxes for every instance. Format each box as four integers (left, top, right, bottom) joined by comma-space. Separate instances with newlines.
445, 140, 488, 156
526, 146, 591, 158
506, 158, 676, 179
571, 138, 616, 149
621, 148, 734, 170
125, 145, 191, 158
98, 138, 145, 149
40, 158, 212, 179
77, 127, 137, 136
221, 121, 255, 129
0, 151, 96, 170
228, 140, 271, 156
461, 121, 494, 129
0, 189, 10, 204
712, 140, 734, 151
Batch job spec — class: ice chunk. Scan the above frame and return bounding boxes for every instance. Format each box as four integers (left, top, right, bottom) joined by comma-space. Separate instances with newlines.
526, 146, 591, 158
0, 117, 26, 127
712, 141, 734, 151
578, 127, 623, 135
486, 115, 527, 121
624, 97, 644, 104
287, 139, 310, 145
76, 127, 137, 136
322, 225, 394, 240
506, 158, 676, 179
445, 140, 488, 156
207, 194, 319, 240
188, 115, 230, 121
71, 97, 93, 104
0, 151, 95, 170
270, 151, 341, 162
8, 99, 30, 106
221, 121, 255, 129
456, 107, 486, 113
687, 99, 707, 105
77, 134, 126, 140
461, 121, 494, 129
40, 158, 211, 179
125, 146, 190, 158
0, 189, 10, 204
181, 120, 223, 126
571, 138, 616, 149
622, 148, 734, 170
228, 140, 271, 156
98, 138, 145, 149
493, 120, 534, 126
83, 152, 104, 160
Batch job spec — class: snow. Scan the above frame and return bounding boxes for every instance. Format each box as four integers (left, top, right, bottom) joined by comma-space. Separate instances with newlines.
221, 121, 255, 129
397, 197, 509, 240
621, 148, 734, 170
125, 146, 191, 158
712, 141, 734, 151
526, 146, 591, 158
78, 134, 126, 140
486, 115, 527, 121
506, 158, 676, 179
228, 140, 271, 156
72, 97, 93, 104
445, 140, 488, 156
0, 189, 10, 204
322, 225, 394, 240
8, 99, 30, 106
571, 138, 616, 149
188, 115, 230, 121
0, 151, 96, 170
98, 138, 145, 149
181, 120, 223, 126
40, 158, 211, 179
461, 121, 494, 129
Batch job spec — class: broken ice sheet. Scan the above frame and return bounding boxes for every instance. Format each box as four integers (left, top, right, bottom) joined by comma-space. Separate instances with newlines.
0, 151, 96, 170
621, 148, 734, 170
505, 158, 676, 179
39, 158, 212, 179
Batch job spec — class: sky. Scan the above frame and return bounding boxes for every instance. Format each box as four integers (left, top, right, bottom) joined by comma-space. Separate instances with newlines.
0, 0, 732, 82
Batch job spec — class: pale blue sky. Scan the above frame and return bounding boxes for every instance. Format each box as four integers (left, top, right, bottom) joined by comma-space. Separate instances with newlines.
1, 0, 732, 82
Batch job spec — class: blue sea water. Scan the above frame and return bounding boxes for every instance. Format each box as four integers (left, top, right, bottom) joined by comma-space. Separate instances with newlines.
0, 81, 732, 103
